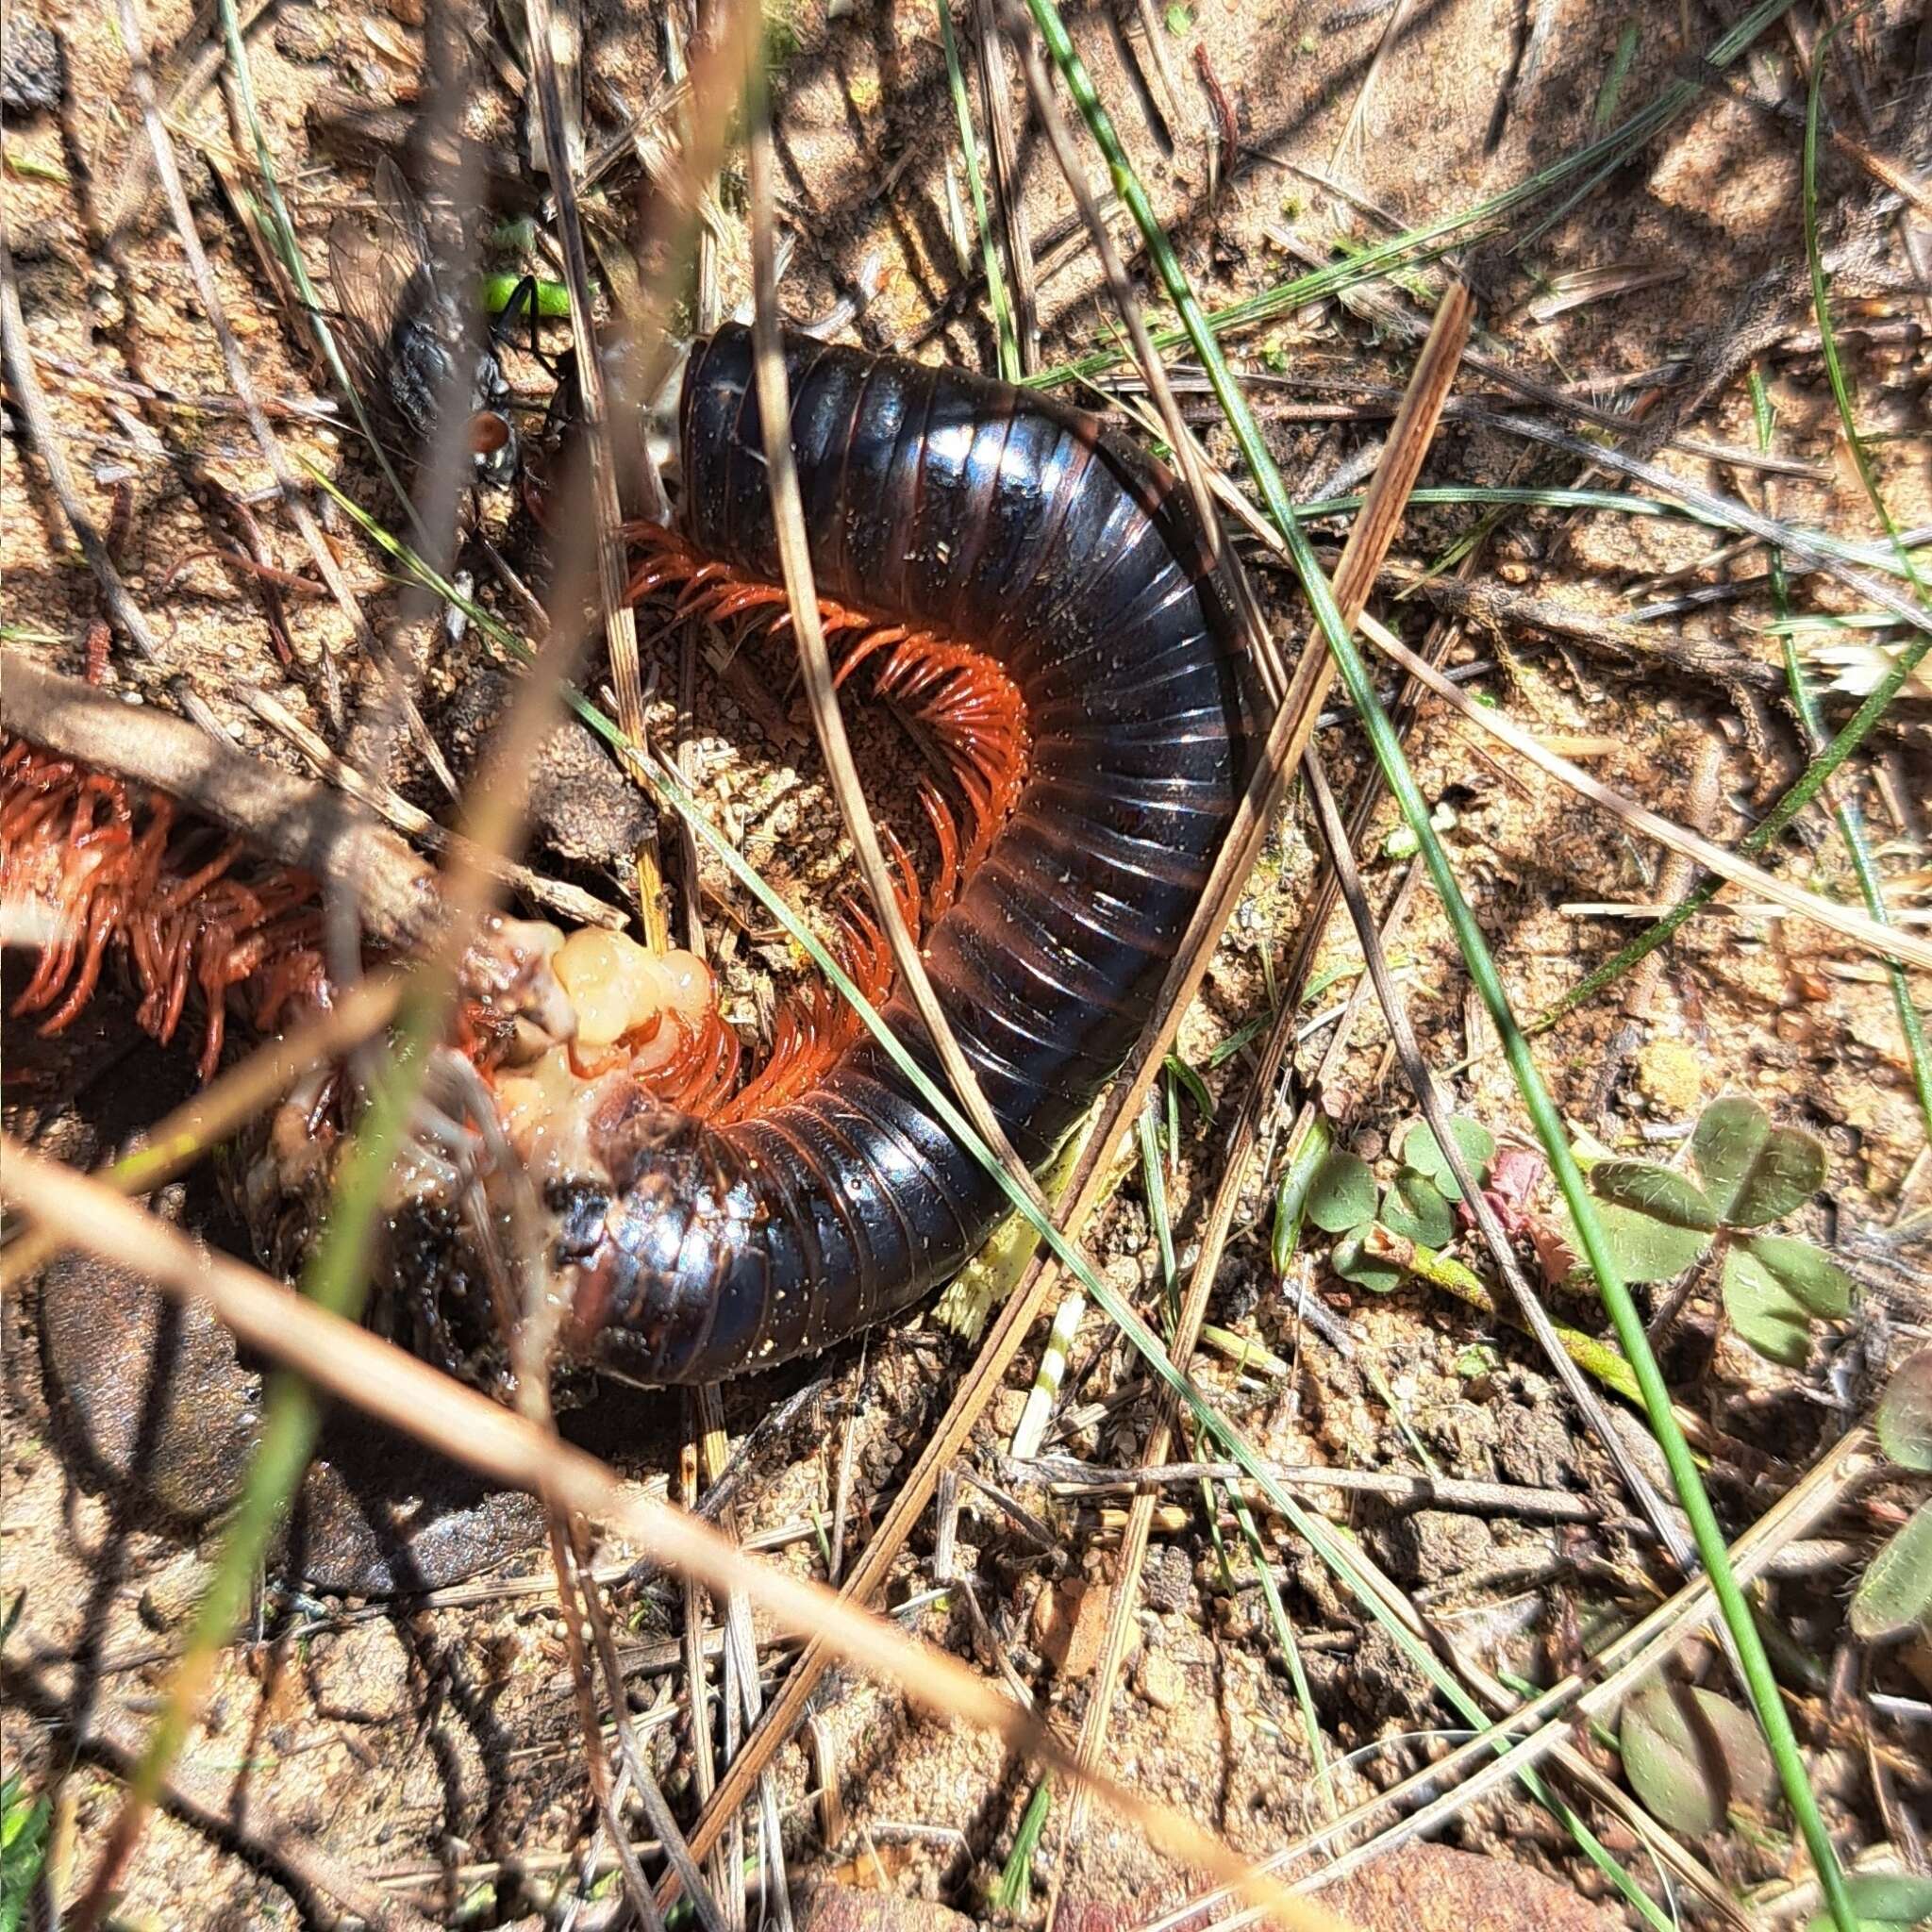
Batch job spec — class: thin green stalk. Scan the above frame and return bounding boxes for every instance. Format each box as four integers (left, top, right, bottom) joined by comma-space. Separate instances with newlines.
92, 984, 446, 1907
1225, 1483, 1335, 1818
994, 1778, 1053, 1912
1017, 0, 1855, 1921
1752, 377, 1932, 1143
1138, 1102, 1178, 1326
1025, 0, 1795, 390
935, 0, 1020, 380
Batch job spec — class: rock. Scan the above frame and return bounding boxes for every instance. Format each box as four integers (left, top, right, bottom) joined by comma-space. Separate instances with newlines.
1493, 1399, 1577, 1490
42, 1246, 262, 1524
1142, 1542, 1193, 1615
1134, 1647, 1184, 1711
1423, 1398, 1499, 1475
1635, 1038, 1703, 1116
274, 7, 339, 60
439, 669, 655, 876
1384, 1508, 1495, 1585
1030, 1579, 1130, 1678
1323, 1842, 1623, 1932
1, 22, 65, 114
140, 1550, 214, 1630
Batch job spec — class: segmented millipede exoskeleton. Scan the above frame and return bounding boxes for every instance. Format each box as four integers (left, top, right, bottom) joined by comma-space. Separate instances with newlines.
541, 324, 1252, 1385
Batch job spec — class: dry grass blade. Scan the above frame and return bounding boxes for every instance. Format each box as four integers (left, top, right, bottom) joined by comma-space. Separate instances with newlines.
1050, 282, 1473, 1899
2, 655, 441, 946
0, 1141, 1357, 1932
1001, 14, 1234, 628
1328, 0, 1419, 170
742, 76, 1046, 1207
973, 0, 1040, 371
0, 200, 222, 737
1356, 614, 1932, 973
525, 0, 658, 778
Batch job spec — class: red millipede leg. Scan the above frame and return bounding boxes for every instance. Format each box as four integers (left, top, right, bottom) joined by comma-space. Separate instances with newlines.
613, 538, 1035, 1126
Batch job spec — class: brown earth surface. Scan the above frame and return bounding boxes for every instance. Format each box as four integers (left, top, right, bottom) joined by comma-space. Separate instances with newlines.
3, 0, 1929, 1924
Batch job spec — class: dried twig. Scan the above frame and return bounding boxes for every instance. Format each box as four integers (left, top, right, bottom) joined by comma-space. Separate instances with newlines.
2, 655, 441, 947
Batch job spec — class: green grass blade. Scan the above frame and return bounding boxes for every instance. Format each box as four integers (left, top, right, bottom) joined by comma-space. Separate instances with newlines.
1024, 0, 1796, 390
1013, 2, 1855, 1922
936, 0, 1020, 381
102, 982, 448, 1887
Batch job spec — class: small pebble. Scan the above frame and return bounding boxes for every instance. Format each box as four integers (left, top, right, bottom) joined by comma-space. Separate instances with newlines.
1, 22, 65, 114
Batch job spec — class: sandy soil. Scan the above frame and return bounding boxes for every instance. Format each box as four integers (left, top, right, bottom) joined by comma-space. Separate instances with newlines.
3, 0, 1929, 1923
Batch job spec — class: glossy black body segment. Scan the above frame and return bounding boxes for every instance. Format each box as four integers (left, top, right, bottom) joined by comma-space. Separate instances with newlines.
580, 324, 1249, 1384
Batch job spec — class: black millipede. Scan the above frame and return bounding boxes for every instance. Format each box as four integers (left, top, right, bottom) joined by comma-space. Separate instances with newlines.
545, 323, 1251, 1385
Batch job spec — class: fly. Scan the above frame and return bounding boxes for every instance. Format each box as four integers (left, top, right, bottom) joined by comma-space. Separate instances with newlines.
327, 157, 523, 486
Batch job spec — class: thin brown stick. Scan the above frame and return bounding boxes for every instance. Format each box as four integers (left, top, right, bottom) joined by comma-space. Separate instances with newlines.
671, 277, 1474, 1902
1050, 284, 1474, 1905
242, 686, 626, 932
2, 654, 442, 947
0, 1141, 1354, 1932
1024, 1457, 1619, 1524
1366, 561, 1790, 697
525, 0, 658, 793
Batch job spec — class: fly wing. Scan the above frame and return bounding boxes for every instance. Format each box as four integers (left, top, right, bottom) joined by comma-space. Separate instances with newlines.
325, 159, 437, 413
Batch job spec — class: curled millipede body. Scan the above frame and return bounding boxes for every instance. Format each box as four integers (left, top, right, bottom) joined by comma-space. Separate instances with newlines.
555, 325, 1250, 1384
